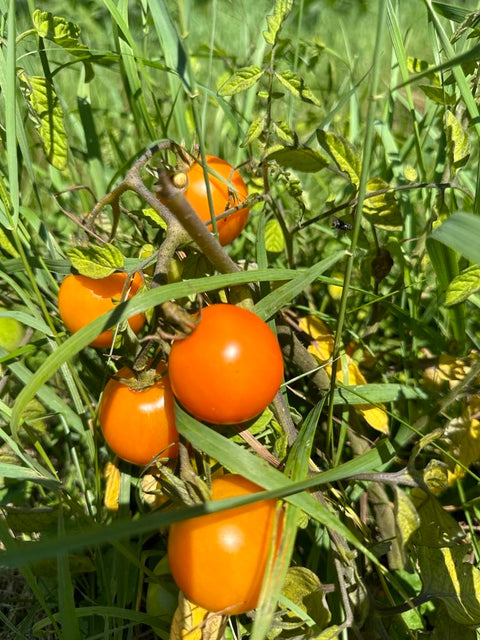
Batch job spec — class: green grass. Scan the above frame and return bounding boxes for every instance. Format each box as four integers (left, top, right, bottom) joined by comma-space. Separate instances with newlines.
2, 0, 480, 638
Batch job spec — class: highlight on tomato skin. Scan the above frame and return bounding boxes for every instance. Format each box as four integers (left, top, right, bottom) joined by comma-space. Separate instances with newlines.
98, 364, 179, 466
167, 474, 283, 615
167, 303, 284, 425
57, 272, 146, 348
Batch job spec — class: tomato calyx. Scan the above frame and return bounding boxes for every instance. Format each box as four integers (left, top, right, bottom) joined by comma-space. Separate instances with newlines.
152, 443, 212, 507
112, 364, 166, 392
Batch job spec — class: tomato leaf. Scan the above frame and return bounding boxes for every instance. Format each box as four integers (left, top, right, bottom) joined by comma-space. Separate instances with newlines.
445, 109, 470, 170
446, 264, 480, 305
137, 207, 168, 229
33, 9, 83, 50
264, 218, 285, 253
316, 130, 361, 186
242, 115, 266, 147
275, 70, 322, 107
263, 0, 293, 45
264, 147, 328, 173
18, 71, 68, 171
217, 66, 264, 96
66, 243, 125, 278
363, 177, 402, 227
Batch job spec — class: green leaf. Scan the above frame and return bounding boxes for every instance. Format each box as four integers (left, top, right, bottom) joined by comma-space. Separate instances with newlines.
394, 487, 420, 562
0, 227, 19, 258
445, 110, 470, 170
241, 116, 266, 147
32, 9, 83, 49
272, 120, 296, 146
66, 243, 125, 278
431, 604, 477, 640
316, 130, 360, 185
265, 147, 328, 173
363, 177, 402, 227
407, 57, 434, 76
418, 545, 480, 625
275, 70, 321, 107
263, 0, 293, 45
446, 264, 480, 306
410, 488, 465, 548
418, 84, 456, 105
138, 208, 168, 230
432, 2, 470, 23
280, 566, 331, 628
217, 66, 264, 96
428, 212, 480, 264
18, 71, 68, 171
264, 219, 285, 253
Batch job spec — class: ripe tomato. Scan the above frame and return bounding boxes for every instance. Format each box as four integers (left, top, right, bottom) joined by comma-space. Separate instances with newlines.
168, 474, 283, 614
181, 155, 249, 246
58, 272, 146, 348
98, 364, 179, 466
168, 304, 284, 424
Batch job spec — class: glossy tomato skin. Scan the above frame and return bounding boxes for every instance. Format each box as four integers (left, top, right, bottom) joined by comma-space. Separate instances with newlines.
98, 365, 179, 466
58, 273, 146, 348
168, 304, 284, 425
168, 474, 282, 614
184, 155, 249, 246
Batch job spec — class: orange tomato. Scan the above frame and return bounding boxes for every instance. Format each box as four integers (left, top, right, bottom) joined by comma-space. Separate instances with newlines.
168, 304, 284, 424
58, 272, 146, 348
168, 474, 283, 614
98, 364, 179, 466
182, 155, 249, 246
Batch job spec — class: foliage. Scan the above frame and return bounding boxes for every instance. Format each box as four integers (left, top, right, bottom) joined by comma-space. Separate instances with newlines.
2, 0, 480, 639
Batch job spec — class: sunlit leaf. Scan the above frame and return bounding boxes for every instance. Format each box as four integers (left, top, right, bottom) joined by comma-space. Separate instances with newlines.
446, 264, 480, 306
32, 9, 85, 51
264, 219, 285, 253
218, 66, 264, 96
363, 177, 402, 227
242, 116, 266, 147
18, 71, 68, 171
103, 461, 120, 512
138, 207, 168, 230
441, 395, 480, 483
428, 211, 480, 264
316, 130, 360, 186
66, 243, 125, 278
280, 566, 331, 628
445, 110, 470, 170
275, 70, 322, 107
170, 591, 227, 640
263, 0, 293, 45
272, 120, 297, 146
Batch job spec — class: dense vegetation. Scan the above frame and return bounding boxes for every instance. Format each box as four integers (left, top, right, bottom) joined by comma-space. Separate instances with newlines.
2, 0, 480, 638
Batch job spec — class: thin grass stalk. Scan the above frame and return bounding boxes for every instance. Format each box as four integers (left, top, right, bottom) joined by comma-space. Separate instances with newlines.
326, 0, 388, 456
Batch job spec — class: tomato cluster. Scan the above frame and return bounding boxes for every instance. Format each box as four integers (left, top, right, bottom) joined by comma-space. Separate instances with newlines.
57, 152, 284, 616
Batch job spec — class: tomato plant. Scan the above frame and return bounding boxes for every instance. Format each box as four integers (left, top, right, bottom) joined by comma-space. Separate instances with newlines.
57, 272, 146, 348
168, 304, 284, 424
179, 155, 249, 246
168, 474, 282, 614
98, 364, 179, 466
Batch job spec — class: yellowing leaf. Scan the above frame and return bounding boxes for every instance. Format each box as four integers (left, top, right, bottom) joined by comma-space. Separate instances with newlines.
356, 405, 389, 433
422, 353, 472, 390
170, 592, 227, 640
104, 461, 120, 511
363, 177, 402, 227
301, 316, 388, 433
441, 395, 480, 483
328, 273, 343, 301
